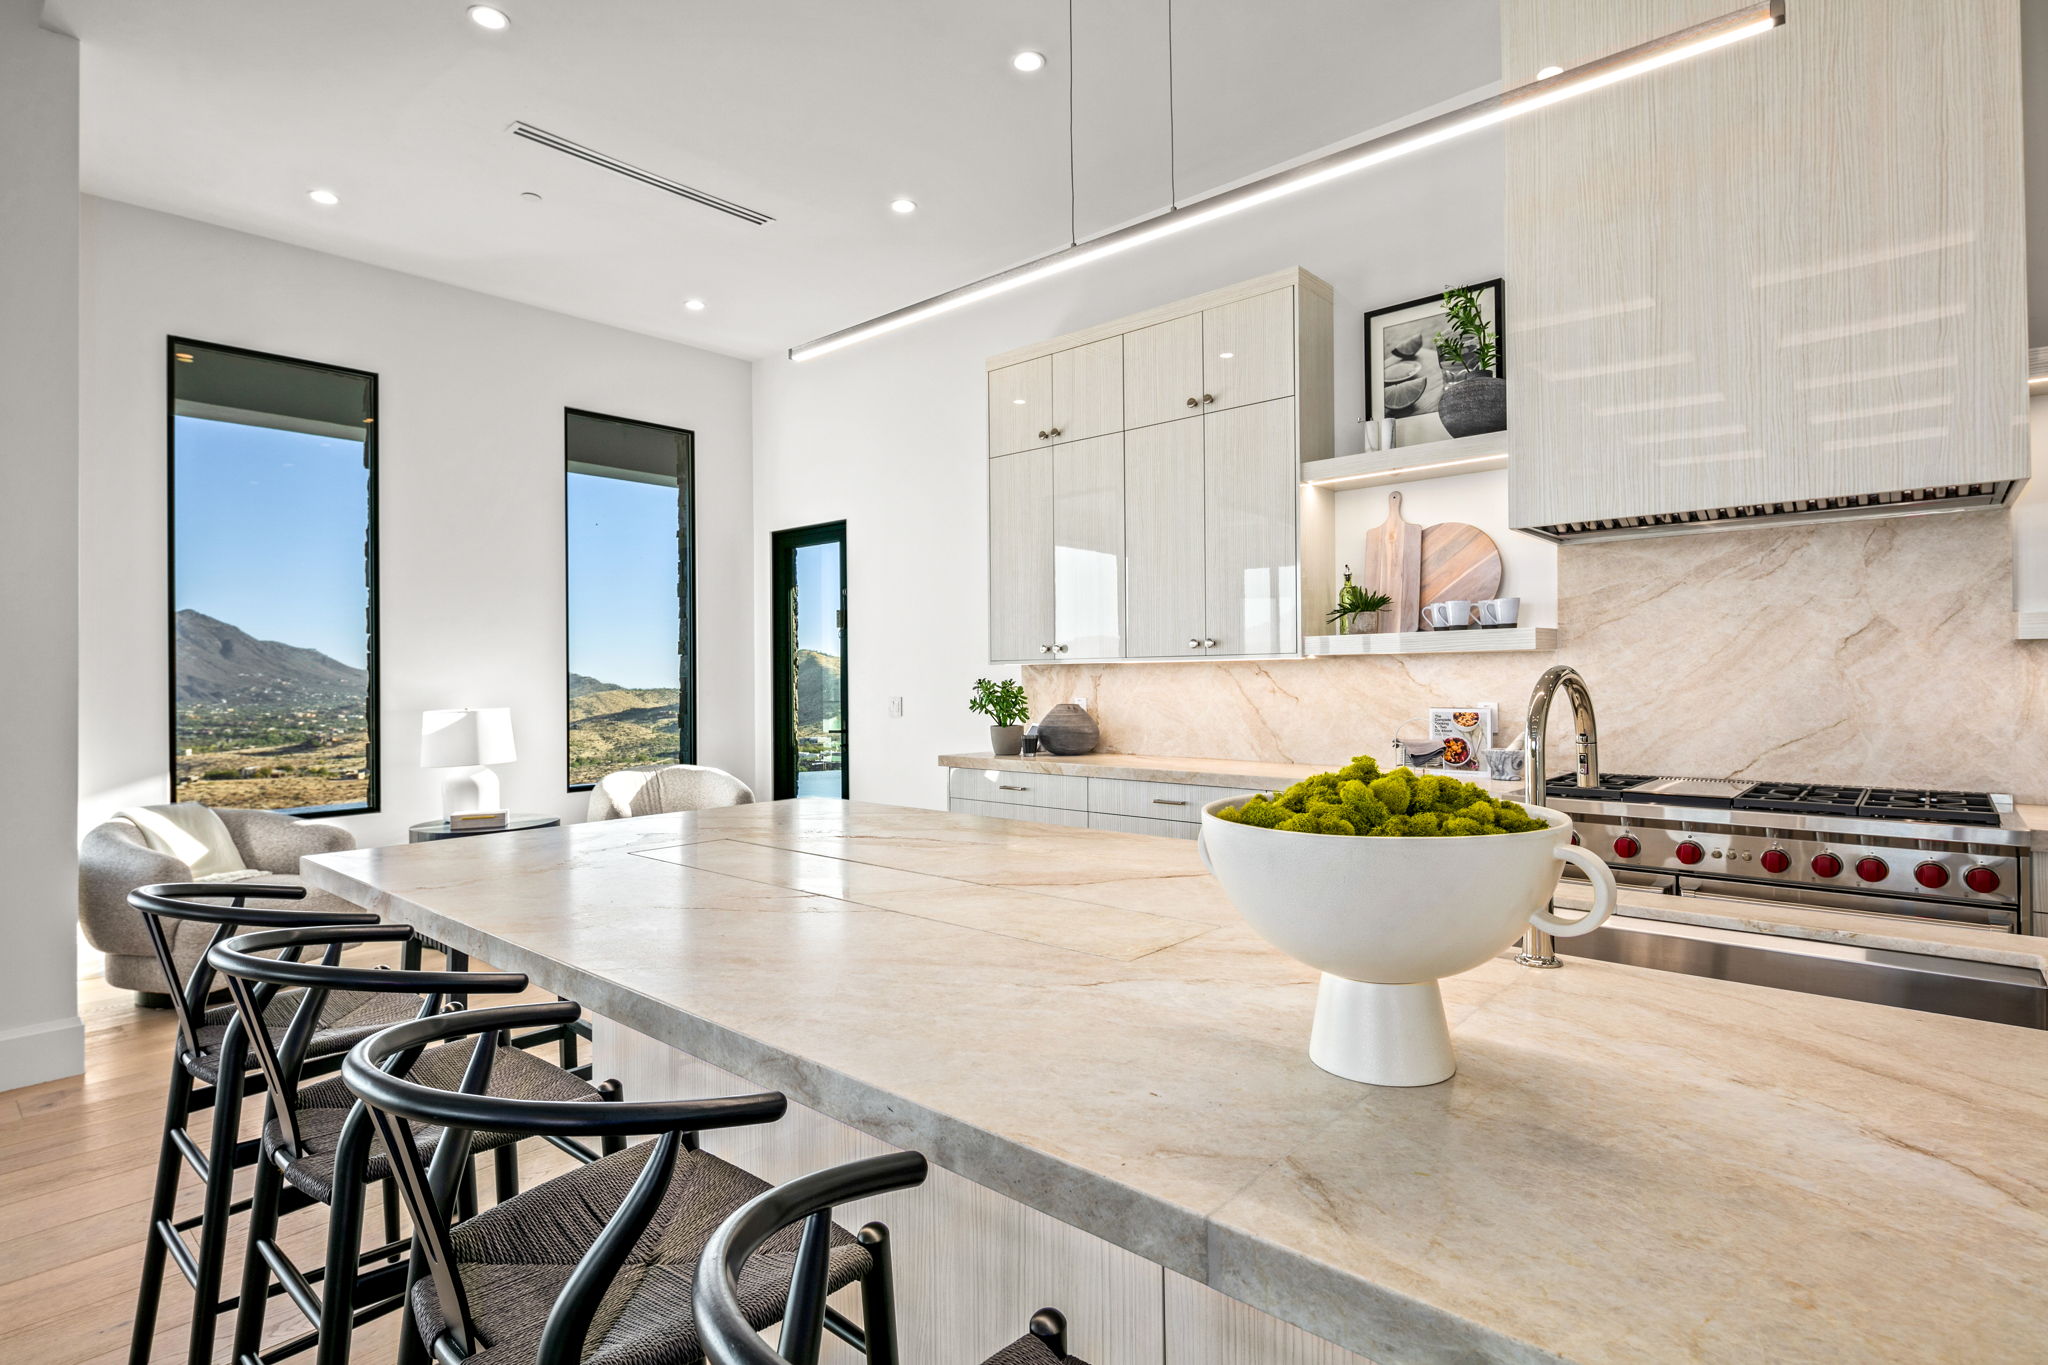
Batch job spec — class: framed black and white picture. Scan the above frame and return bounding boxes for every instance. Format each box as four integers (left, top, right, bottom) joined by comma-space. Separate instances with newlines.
1363, 279, 1505, 448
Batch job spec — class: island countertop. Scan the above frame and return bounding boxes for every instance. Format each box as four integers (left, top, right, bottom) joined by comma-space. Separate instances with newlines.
303, 800, 2048, 1364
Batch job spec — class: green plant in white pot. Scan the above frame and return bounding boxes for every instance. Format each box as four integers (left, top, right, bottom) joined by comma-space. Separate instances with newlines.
968, 678, 1031, 757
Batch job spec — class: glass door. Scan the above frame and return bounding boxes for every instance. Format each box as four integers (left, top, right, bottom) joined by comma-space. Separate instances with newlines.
772, 522, 847, 799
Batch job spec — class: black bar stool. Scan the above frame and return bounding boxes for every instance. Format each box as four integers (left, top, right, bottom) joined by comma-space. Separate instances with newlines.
697, 1153, 1089, 1365
343, 1001, 897, 1365
126, 882, 427, 1365
205, 922, 621, 1365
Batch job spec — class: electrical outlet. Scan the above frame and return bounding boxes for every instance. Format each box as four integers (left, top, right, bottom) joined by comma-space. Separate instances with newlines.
888, 696, 904, 718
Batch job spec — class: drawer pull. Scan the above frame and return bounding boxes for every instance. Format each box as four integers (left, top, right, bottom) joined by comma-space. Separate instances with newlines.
1152, 798, 1188, 806
997, 784, 1028, 791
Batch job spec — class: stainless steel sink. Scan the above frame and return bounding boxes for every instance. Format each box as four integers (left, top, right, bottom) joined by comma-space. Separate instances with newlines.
1556, 915, 2048, 1029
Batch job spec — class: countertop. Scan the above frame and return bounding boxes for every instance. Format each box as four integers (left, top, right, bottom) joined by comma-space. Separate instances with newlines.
304, 800, 2048, 1364
939, 751, 1336, 789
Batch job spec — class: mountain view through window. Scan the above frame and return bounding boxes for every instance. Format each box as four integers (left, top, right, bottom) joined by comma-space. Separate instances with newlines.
170, 341, 377, 813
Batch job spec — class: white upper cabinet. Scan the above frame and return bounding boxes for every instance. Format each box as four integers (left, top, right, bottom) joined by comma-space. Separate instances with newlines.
1122, 418, 1207, 658
985, 268, 1335, 662
1204, 399, 1300, 657
1121, 313, 1205, 429
1051, 337, 1124, 444
988, 356, 1052, 457
1504, 0, 2026, 539
1202, 288, 1295, 413
1052, 434, 1124, 659
988, 449, 1053, 662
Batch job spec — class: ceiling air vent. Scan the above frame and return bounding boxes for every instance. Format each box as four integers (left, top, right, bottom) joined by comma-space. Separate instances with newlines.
1525, 482, 2017, 544
508, 121, 773, 226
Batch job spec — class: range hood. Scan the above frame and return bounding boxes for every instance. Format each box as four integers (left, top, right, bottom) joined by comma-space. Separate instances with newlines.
1500, 0, 2027, 544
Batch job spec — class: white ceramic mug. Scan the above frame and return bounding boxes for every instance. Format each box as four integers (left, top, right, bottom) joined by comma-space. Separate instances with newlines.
1476, 596, 1520, 628
1434, 599, 1473, 630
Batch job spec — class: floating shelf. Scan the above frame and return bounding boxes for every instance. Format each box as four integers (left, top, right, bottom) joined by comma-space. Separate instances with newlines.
1303, 627, 1559, 657
2015, 611, 2048, 640
1300, 430, 1512, 491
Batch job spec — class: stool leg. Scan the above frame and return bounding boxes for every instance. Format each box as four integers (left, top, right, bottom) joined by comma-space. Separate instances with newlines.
229, 1155, 285, 1365
128, 1056, 195, 1365
184, 1037, 249, 1365
857, 1223, 900, 1365
314, 1125, 372, 1365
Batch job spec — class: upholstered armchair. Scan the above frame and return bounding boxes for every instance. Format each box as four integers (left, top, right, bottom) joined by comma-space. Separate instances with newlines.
585, 763, 754, 821
78, 807, 360, 1002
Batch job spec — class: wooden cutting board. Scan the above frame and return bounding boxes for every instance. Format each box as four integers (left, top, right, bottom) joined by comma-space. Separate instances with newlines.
1362, 490, 1422, 632
1418, 521, 1503, 626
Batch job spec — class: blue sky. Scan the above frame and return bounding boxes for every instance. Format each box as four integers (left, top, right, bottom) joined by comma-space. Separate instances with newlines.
567, 470, 682, 688
173, 416, 371, 668
793, 540, 841, 656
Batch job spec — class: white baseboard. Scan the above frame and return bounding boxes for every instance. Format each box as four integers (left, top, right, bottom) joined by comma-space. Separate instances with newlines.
0, 1014, 85, 1093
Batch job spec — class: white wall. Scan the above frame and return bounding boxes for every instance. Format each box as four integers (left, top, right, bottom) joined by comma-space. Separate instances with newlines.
79, 197, 755, 848
0, 1, 85, 1088
751, 134, 1506, 808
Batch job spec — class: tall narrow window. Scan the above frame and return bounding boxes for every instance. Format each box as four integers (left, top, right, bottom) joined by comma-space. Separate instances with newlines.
565, 409, 694, 788
772, 522, 847, 799
169, 339, 378, 815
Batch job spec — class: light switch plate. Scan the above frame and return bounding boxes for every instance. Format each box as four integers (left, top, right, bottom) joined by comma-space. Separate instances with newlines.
888, 696, 904, 718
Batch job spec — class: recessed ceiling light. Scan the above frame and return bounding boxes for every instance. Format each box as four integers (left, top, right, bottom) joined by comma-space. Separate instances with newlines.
1011, 398, 1027, 404
467, 5, 511, 30
890, 198, 917, 214
1012, 50, 1046, 73
1537, 65, 1564, 78
1218, 352, 1235, 359
307, 188, 340, 206
684, 298, 706, 312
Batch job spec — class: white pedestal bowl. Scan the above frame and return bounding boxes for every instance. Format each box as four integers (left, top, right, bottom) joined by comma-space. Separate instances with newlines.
1198, 800, 1617, 1086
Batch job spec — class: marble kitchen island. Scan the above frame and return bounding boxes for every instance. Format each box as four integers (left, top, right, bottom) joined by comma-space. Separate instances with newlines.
303, 800, 2048, 1365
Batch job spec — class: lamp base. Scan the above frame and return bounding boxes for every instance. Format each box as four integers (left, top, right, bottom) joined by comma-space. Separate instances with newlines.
439, 766, 502, 818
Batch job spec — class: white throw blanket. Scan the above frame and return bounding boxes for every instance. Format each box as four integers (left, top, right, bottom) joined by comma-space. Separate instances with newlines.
118, 803, 247, 878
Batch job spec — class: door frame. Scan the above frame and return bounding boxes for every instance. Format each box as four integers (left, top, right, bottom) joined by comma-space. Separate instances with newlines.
771, 520, 848, 800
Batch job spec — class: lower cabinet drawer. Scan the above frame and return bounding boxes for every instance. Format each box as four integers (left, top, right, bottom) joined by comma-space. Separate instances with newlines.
947, 767, 1090, 811
949, 797, 1091, 829
1088, 777, 1265, 824
1087, 811, 1199, 840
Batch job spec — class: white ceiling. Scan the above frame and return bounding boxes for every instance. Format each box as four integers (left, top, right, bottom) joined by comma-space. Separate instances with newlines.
48, 0, 1500, 359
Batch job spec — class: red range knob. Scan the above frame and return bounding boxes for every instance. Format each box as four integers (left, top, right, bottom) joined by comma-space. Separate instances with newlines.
1913, 862, 1950, 889
1964, 866, 2001, 894
1811, 853, 1844, 878
1570, 832, 1581, 846
1759, 848, 1791, 874
1855, 856, 1889, 883
1675, 840, 1705, 866
1613, 834, 1641, 858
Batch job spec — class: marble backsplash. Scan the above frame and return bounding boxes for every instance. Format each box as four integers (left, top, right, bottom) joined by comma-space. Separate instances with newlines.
1025, 510, 2048, 800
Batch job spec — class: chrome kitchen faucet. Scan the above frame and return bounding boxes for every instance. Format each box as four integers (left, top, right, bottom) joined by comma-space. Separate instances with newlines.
1521, 664, 1601, 967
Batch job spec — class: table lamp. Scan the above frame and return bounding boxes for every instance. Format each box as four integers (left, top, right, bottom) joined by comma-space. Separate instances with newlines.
420, 707, 515, 817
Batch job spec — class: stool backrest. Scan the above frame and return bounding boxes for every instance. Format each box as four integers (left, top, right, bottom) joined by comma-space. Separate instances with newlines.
207, 923, 525, 1157
127, 881, 377, 1067
343, 1002, 787, 1365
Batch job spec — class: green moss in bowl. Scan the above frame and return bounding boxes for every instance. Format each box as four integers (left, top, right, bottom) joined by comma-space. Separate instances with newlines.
1212, 755, 1546, 837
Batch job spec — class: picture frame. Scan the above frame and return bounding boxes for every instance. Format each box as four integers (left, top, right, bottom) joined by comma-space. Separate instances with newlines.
1363, 278, 1505, 449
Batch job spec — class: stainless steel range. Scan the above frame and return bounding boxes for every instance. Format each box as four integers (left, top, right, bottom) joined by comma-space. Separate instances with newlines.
1542, 773, 2031, 934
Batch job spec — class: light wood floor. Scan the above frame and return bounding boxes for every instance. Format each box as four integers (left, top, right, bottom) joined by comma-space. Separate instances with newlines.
0, 948, 582, 1365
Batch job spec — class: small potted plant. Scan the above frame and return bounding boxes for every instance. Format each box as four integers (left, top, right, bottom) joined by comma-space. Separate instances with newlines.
1432, 285, 1505, 438
1327, 567, 1393, 635
968, 678, 1031, 756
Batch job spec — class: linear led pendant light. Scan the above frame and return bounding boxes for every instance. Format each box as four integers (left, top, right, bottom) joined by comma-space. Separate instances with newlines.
788, 1, 1784, 361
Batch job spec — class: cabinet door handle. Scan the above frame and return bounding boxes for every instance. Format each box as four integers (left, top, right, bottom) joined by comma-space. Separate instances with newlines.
1203, 638, 1218, 648
1187, 638, 1201, 649
1152, 798, 1188, 807
1185, 396, 1199, 408
1039, 644, 1053, 654
998, 784, 1028, 791
1054, 643, 1068, 653
1048, 427, 1062, 437
1037, 430, 1049, 440
1201, 393, 1215, 404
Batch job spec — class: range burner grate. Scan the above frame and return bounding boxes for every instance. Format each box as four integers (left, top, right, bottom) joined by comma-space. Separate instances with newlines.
1544, 773, 1658, 802
1857, 788, 2003, 826
1734, 782, 1872, 817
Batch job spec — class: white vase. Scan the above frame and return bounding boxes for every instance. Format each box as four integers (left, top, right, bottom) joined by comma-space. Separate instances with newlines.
1198, 802, 1617, 1086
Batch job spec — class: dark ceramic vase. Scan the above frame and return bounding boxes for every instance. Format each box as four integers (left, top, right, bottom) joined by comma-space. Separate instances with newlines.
1437, 374, 1506, 438
1037, 703, 1099, 756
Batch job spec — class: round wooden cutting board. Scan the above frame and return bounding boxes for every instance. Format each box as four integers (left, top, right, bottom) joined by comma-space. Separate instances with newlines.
1417, 522, 1502, 624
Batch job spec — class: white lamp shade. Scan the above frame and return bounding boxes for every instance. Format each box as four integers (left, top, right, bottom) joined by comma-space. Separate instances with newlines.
420, 708, 516, 768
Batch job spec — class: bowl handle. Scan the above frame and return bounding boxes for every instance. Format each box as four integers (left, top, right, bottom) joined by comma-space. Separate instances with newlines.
1528, 843, 1618, 938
